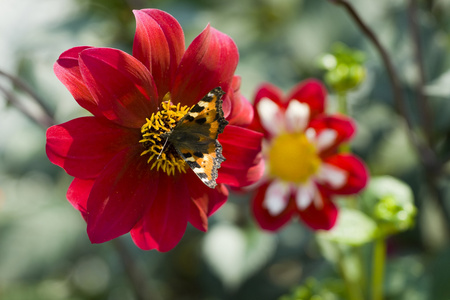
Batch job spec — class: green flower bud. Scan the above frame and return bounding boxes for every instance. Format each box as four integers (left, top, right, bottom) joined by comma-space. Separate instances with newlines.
361, 176, 417, 236
319, 43, 366, 93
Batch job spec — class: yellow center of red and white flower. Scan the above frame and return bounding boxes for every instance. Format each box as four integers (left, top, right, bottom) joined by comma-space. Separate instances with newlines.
268, 132, 321, 183
139, 93, 191, 176
257, 98, 348, 216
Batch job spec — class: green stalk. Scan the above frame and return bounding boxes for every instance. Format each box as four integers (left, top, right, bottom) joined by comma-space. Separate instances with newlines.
338, 91, 348, 115
337, 246, 365, 300
337, 92, 351, 156
371, 238, 386, 300
336, 92, 365, 299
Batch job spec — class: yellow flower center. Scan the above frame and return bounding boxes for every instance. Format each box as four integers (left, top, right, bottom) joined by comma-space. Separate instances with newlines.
268, 132, 321, 183
140, 94, 192, 176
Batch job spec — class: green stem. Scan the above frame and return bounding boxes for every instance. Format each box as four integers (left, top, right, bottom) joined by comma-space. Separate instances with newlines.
337, 92, 351, 154
337, 246, 365, 300
371, 238, 386, 300
336, 92, 366, 299
338, 91, 348, 115
356, 246, 368, 291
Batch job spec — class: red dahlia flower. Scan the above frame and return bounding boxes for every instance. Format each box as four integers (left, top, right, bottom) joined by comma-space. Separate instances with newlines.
46, 9, 263, 251
249, 79, 368, 231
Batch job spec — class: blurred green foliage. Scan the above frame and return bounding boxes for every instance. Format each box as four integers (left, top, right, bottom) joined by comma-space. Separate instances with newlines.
279, 277, 346, 300
1, 0, 450, 299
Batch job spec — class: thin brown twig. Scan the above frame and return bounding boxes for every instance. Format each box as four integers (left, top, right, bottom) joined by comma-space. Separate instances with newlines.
112, 238, 162, 300
407, 0, 433, 145
329, 0, 410, 125
329, 0, 450, 231
0, 84, 54, 128
328, 0, 439, 167
426, 174, 450, 235
0, 69, 54, 120
440, 133, 450, 163
407, 0, 450, 232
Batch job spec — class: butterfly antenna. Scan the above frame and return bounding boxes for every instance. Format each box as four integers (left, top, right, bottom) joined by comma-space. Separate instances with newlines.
157, 136, 170, 160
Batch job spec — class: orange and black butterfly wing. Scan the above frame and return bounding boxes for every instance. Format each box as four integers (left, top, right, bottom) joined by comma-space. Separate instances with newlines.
168, 87, 228, 188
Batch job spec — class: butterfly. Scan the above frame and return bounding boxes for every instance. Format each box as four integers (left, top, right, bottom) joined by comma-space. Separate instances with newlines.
162, 87, 228, 188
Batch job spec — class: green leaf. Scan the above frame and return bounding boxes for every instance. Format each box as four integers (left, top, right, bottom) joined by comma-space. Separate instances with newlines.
318, 208, 377, 246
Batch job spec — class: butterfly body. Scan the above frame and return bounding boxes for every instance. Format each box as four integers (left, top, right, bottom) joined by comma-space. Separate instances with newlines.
163, 87, 228, 188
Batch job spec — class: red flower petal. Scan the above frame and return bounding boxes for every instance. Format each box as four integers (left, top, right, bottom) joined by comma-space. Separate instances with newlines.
87, 148, 157, 244
321, 154, 369, 195
286, 79, 327, 119
223, 76, 254, 126
46, 117, 139, 179
253, 83, 284, 108
54, 46, 103, 117
217, 125, 264, 187
79, 48, 158, 128
67, 178, 94, 221
252, 181, 296, 231
309, 115, 356, 157
185, 170, 228, 232
130, 174, 190, 252
133, 9, 184, 101
297, 187, 338, 230
171, 25, 239, 107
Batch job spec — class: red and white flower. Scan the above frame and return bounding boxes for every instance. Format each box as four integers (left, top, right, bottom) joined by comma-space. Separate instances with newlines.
46, 9, 263, 251
250, 79, 368, 231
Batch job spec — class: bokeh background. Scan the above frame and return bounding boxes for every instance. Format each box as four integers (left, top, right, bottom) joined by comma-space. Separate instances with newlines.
1, 0, 450, 299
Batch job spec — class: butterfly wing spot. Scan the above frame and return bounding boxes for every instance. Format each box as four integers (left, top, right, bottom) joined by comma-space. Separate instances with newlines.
182, 152, 195, 162
189, 102, 209, 113
192, 151, 202, 157
195, 117, 207, 125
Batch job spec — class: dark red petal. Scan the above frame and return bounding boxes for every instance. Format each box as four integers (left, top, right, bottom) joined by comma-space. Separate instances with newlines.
223, 76, 254, 126
46, 117, 140, 179
297, 188, 338, 230
251, 182, 296, 231
321, 154, 369, 195
67, 178, 95, 221
79, 48, 158, 128
248, 83, 284, 136
133, 9, 184, 101
217, 125, 264, 187
309, 114, 356, 157
253, 82, 284, 108
130, 174, 190, 252
286, 79, 327, 119
185, 170, 229, 232
86, 148, 158, 244
54, 46, 103, 116
171, 25, 239, 107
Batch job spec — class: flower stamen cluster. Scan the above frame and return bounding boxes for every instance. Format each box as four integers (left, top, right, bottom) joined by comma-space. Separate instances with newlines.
268, 132, 321, 184
140, 99, 192, 175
